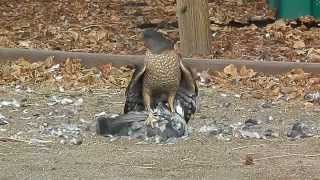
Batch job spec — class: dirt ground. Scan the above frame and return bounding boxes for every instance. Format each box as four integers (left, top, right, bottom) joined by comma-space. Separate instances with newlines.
0, 85, 320, 180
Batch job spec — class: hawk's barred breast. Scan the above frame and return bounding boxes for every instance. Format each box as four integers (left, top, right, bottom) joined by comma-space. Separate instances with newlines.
143, 50, 181, 93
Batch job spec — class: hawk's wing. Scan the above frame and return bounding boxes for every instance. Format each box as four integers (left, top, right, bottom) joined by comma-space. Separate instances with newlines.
123, 57, 198, 124
176, 60, 199, 123
123, 64, 146, 113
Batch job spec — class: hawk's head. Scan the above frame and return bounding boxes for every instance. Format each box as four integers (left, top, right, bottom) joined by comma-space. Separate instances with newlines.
142, 29, 173, 54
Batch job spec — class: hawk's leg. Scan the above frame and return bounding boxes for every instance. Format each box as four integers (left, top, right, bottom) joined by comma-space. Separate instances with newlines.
168, 93, 176, 115
167, 93, 179, 123
143, 90, 157, 128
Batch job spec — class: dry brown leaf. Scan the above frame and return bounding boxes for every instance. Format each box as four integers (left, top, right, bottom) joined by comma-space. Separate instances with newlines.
68, 30, 80, 42
100, 64, 113, 79
281, 87, 297, 94
43, 56, 54, 68
287, 92, 300, 100
293, 40, 305, 49
62, 59, 82, 75
96, 30, 107, 41
223, 64, 238, 78
304, 102, 314, 108
87, 30, 106, 43
244, 154, 254, 165
110, 15, 120, 22
309, 53, 320, 62
270, 86, 281, 97
239, 66, 256, 78
287, 69, 306, 81
309, 78, 320, 84
252, 92, 263, 99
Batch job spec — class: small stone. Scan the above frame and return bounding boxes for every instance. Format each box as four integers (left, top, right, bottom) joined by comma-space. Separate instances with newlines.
58, 86, 65, 92
70, 138, 82, 145
216, 134, 231, 141
0, 114, 8, 125
60, 139, 67, 144
234, 94, 241, 98
238, 130, 261, 139
220, 93, 228, 97
61, 98, 73, 105
74, 98, 83, 106
199, 125, 221, 135
220, 102, 231, 108
56, 130, 63, 137
199, 115, 207, 119
265, 33, 271, 39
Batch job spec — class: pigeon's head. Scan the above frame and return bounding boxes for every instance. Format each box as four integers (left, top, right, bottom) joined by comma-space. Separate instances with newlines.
142, 29, 173, 54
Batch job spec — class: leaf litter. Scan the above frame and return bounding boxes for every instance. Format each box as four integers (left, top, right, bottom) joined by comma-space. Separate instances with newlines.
0, 0, 320, 61
200, 64, 320, 104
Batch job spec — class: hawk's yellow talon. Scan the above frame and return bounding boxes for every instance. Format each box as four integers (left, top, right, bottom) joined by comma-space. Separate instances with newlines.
145, 113, 157, 128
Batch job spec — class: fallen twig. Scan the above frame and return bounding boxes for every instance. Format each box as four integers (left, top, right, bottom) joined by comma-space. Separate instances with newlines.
255, 153, 320, 161
104, 162, 156, 169
232, 144, 266, 151
0, 137, 29, 143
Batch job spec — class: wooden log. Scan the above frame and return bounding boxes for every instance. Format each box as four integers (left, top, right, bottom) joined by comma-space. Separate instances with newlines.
0, 48, 319, 74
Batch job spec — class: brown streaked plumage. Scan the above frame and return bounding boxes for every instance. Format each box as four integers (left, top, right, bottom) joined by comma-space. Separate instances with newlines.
143, 49, 181, 114
124, 29, 198, 127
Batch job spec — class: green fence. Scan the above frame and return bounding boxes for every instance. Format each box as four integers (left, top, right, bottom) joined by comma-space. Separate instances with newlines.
268, 0, 320, 19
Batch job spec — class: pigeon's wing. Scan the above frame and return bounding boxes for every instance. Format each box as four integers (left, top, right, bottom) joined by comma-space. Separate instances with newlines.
176, 60, 199, 123
123, 64, 146, 113
96, 112, 148, 136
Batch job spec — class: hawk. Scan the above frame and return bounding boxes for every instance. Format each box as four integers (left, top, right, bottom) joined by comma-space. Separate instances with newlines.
123, 29, 198, 127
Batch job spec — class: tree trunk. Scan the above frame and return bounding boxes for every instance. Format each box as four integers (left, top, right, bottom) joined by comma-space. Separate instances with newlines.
177, 0, 211, 57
